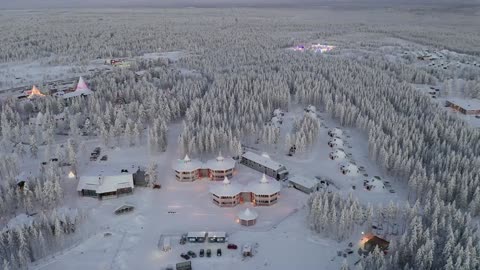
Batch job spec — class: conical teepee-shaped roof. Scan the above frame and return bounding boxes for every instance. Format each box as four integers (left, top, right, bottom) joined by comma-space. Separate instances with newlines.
238, 208, 258, 221
223, 176, 230, 185
75, 76, 90, 92
216, 152, 224, 161
28, 85, 45, 99
184, 154, 191, 162
260, 174, 268, 184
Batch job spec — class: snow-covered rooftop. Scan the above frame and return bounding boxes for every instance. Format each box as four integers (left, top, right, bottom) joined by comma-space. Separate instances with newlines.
246, 174, 281, 195
187, 232, 207, 238
289, 175, 319, 189
238, 208, 258, 221
242, 151, 286, 171
328, 128, 343, 137
172, 154, 203, 172
77, 169, 134, 194
208, 231, 226, 238
368, 178, 385, 191
447, 98, 480, 110
205, 154, 236, 171
209, 177, 243, 197
330, 149, 346, 160
329, 138, 344, 146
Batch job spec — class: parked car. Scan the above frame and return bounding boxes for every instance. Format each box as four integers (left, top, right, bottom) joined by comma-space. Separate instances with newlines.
217, 248, 222, 256
206, 249, 211, 257
199, 249, 205, 257
100, 155, 108, 161
180, 253, 190, 260
227, 244, 237, 250
187, 251, 197, 258
153, 184, 161, 189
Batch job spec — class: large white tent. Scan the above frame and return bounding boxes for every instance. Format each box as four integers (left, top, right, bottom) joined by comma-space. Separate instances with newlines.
63, 76, 93, 99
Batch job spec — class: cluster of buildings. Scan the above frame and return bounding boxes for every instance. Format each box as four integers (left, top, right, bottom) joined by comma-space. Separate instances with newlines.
172, 151, 289, 182
19, 76, 93, 101
172, 154, 236, 182
292, 43, 336, 53
209, 174, 281, 207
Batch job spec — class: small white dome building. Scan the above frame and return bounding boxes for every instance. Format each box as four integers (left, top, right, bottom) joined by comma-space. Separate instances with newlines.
328, 128, 343, 138
366, 178, 385, 192
237, 208, 258, 226
329, 149, 346, 160
247, 174, 281, 206
340, 163, 359, 176
328, 138, 344, 148
205, 153, 236, 181
172, 154, 203, 182
209, 177, 243, 207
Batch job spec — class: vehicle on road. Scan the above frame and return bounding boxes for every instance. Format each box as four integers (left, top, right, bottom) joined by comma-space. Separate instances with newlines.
187, 251, 197, 258
199, 249, 205, 257
206, 249, 211, 257
180, 253, 190, 260
227, 244, 237, 250
217, 248, 222, 256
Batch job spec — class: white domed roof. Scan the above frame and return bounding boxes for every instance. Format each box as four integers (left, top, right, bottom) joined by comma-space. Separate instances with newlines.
205, 154, 236, 171
209, 179, 242, 197
329, 138, 344, 146
330, 128, 343, 136
341, 163, 359, 176
247, 174, 281, 195
368, 178, 385, 191
172, 154, 203, 172
330, 149, 346, 160
238, 208, 258, 221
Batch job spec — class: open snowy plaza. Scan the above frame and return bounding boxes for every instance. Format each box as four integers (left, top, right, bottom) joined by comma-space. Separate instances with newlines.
1, 2, 480, 270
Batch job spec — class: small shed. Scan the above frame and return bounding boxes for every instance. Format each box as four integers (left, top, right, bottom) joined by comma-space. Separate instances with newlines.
114, 204, 135, 215
289, 176, 320, 194
187, 231, 207, 243
237, 208, 258, 226
208, 232, 226, 243
133, 167, 148, 186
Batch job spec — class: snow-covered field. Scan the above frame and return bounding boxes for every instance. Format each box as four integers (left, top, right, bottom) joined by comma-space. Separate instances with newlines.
23, 104, 404, 270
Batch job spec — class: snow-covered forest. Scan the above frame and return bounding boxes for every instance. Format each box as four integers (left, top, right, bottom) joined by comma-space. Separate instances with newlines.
0, 6, 480, 270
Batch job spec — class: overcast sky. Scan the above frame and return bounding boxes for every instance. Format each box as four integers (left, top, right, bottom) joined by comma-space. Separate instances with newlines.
0, 0, 478, 9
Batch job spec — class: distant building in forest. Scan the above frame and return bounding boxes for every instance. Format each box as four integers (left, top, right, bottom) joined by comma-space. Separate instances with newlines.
446, 98, 480, 115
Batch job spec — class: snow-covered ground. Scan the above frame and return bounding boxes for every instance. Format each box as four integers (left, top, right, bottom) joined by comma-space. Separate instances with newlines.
24, 104, 405, 270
